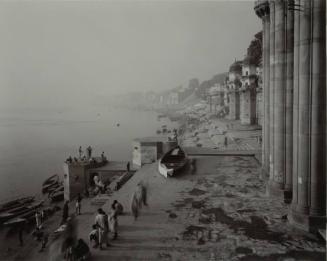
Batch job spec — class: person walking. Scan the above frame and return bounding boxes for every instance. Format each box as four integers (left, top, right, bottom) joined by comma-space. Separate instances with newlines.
78, 146, 83, 158
95, 208, 110, 249
131, 182, 147, 220
126, 161, 130, 172
113, 200, 123, 215
86, 146, 92, 159
89, 224, 99, 248
75, 193, 82, 215
35, 210, 42, 229
109, 202, 118, 240
18, 222, 25, 246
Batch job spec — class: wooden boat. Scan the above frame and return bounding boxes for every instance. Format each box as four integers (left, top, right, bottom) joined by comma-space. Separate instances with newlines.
43, 174, 59, 186
48, 185, 64, 198
0, 201, 44, 224
50, 190, 64, 202
158, 146, 188, 178
0, 196, 35, 213
3, 203, 44, 226
42, 180, 60, 194
47, 182, 63, 195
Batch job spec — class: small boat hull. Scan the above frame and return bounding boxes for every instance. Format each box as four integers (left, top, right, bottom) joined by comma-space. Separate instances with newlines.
1, 201, 44, 224
0, 197, 35, 213
158, 146, 188, 178
42, 181, 59, 194
43, 174, 59, 186
50, 191, 64, 202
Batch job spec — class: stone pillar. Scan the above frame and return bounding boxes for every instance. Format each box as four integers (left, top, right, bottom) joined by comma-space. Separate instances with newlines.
268, 0, 287, 198
255, 0, 270, 176
284, 4, 294, 199
240, 84, 257, 125
262, 15, 270, 175
268, 1, 275, 181
290, 0, 326, 232
291, 0, 300, 213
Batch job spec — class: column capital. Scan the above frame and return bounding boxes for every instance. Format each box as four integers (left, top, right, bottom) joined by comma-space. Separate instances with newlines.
254, 0, 270, 19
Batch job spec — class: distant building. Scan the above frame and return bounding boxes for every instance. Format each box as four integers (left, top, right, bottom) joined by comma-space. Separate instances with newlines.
240, 56, 257, 125
132, 137, 177, 168
226, 61, 242, 120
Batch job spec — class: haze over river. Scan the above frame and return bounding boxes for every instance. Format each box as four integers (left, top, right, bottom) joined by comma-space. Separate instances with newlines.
0, 106, 176, 200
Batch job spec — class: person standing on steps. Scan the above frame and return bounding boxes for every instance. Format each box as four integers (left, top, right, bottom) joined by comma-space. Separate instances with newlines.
78, 146, 83, 159
75, 193, 82, 215
126, 161, 130, 172
86, 146, 92, 159
95, 208, 110, 249
109, 202, 118, 240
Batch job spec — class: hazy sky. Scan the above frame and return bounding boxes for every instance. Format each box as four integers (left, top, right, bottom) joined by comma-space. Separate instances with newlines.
0, 1, 261, 109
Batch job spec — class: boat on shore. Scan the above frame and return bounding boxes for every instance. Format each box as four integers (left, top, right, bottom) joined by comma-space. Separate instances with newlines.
0, 200, 44, 224
42, 175, 60, 194
43, 174, 59, 186
0, 196, 35, 213
49, 186, 64, 202
158, 146, 188, 178
3, 201, 44, 226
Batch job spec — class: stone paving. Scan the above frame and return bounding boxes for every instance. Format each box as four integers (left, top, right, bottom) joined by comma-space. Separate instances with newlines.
76, 156, 325, 261
180, 117, 262, 153
3, 154, 325, 261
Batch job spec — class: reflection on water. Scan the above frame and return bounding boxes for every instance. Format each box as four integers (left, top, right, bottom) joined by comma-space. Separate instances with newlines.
0, 107, 176, 200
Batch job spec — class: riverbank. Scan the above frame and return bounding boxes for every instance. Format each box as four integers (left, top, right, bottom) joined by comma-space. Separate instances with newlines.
8, 152, 325, 261
1, 102, 324, 261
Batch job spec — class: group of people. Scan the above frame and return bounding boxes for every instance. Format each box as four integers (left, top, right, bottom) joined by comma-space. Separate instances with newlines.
41, 180, 147, 259
65, 146, 108, 164
89, 200, 123, 249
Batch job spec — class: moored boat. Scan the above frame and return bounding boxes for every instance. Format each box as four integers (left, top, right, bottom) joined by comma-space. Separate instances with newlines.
42, 180, 60, 194
43, 174, 59, 186
50, 190, 64, 202
0, 196, 35, 213
3, 204, 43, 226
0, 200, 44, 224
158, 146, 188, 178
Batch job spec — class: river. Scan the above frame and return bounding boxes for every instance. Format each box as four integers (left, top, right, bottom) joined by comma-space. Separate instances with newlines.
0, 106, 177, 200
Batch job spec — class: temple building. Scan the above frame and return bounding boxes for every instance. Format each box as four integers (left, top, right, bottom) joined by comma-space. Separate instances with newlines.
256, 63, 263, 126
254, 0, 326, 232
226, 61, 242, 120
240, 56, 258, 125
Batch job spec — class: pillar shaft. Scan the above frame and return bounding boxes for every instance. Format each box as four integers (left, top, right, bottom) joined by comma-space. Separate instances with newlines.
290, 0, 326, 232
262, 15, 270, 174
309, 0, 326, 217
292, 0, 300, 207
268, 1, 275, 180
284, 5, 294, 194
272, 0, 286, 189
295, 0, 311, 214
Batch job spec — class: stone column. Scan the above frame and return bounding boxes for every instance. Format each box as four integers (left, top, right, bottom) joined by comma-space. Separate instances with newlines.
262, 14, 270, 175
291, 0, 300, 211
284, 4, 294, 200
255, 0, 271, 173
268, 1, 275, 181
309, 0, 326, 220
290, 0, 326, 232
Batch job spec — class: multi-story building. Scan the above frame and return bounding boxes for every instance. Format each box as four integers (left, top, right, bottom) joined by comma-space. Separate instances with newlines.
240, 56, 258, 125
226, 61, 242, 120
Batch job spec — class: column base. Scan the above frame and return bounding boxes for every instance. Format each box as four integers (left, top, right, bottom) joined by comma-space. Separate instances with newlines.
260, 166, 269, 181
288, 210, 326, 233
266, 180, 292, 203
